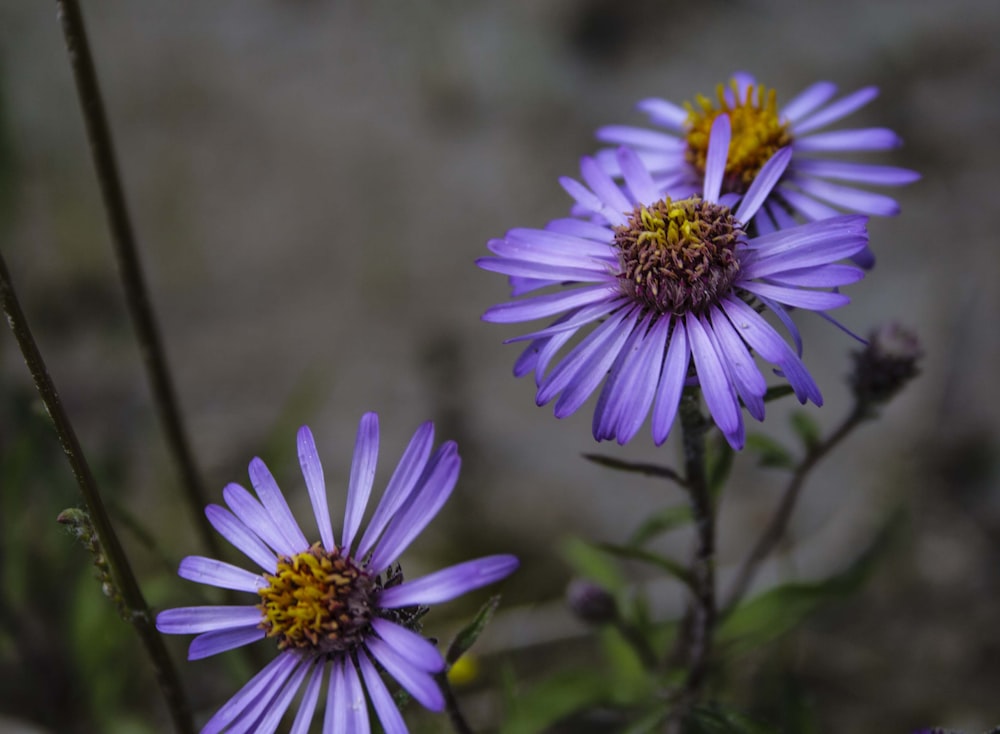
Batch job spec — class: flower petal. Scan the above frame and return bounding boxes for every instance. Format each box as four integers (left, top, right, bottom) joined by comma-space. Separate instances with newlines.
740, 281, 850, 310
795, 127, 901, 152
687, 312, 743, 449
378, 555, 519, 608
251, 659, 314, 734
735, 147, 792, 222
249, 457, 308, 552
617, 147, 661, 204
793, 177, 901, 216
781, 81, 837, 123
358, 650, 407, 734
367, 443, 460, 572
188, 626, 266, 661
651, 317, 689, 446
342, 412, 380, 553
201, 652, 300, 734
791, 159, 920, 186
481, 284, 618, 324
224, 483, 298, 557
178, 556, 265, 593
367, 637, 445, 712
297, 426, 336, 552
290, 661, 326, 734
371, 618, 445, 673
205, 504, 277, 573
637, 97, 688, 129
703, 114, 731, 202
156, 605, 262, 635
792, 86, 878, 134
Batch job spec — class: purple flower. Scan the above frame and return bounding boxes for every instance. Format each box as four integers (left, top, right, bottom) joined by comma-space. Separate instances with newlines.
479, 115, 869, 449
157, 414, 518, 733
596, 72, 918, 267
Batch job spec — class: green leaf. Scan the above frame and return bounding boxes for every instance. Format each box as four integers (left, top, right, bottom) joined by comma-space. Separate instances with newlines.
719, 510, 904, 653
687, 704, 781, 734
763, 385, 795, 403
627, 505, 692, 547
582, 453, 686, 487
445, 594, 500, 666
790, 411, 821, 452
560, 536, 626, 593
500, 669, 611, 734
745, 433, 796, 470
620, 704, 671, 734
593, 542, 693, 590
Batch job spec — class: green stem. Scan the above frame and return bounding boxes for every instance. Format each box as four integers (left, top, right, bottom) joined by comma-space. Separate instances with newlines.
722, 405, 869, 612
0, 249, 194, 733
436, 672, 475, 734
54, 0, 219, 558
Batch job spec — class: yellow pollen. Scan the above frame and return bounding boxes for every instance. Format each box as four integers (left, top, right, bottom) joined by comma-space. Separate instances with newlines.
257, 542, 373, 653
684, 80, 792, 194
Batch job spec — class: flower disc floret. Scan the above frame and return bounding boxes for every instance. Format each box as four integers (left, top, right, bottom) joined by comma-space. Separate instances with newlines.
685, 82, 792, 194
615, 197, 744, 314
258, 542, 374, 654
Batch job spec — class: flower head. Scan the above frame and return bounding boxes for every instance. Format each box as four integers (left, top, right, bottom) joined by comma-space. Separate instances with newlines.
597, 72, 918, 266
157, 414, 518, 734
480, 115, 869, 449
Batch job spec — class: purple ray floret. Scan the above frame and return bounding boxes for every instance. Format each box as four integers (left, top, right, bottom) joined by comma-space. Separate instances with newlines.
156, 414, 518, 734
480, 114, 869, 449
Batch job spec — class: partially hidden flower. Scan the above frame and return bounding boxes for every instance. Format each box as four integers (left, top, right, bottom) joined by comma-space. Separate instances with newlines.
479, 114, 869, 449
157, 414, 518, 733
596, 72, 918, 266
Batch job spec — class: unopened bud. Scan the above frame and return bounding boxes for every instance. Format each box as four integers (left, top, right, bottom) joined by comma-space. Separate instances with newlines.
566, 579, 617, 625
850, 323, 922, 406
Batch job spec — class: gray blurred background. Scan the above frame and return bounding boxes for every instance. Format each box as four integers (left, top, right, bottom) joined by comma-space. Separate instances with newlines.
1, 0, 999, 732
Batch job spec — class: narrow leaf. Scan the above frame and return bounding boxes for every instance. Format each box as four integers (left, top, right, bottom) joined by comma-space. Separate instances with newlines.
594, 542, 693, 589
628, 505, 692, 547
582, 453, 687, 488
790, 410, 821, 452
763, 385, 795, 403
446, 595, 500, 665
745, 433, 796, 469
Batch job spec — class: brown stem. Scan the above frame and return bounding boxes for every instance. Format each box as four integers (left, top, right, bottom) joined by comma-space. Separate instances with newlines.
0, 248, 194, 733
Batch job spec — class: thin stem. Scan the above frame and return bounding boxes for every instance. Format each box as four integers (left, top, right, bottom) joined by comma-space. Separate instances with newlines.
583, 453, 689, 489
671, 391, 716, 721
722, 405, 869, 612
54, 0, 219, 558
0, 249, 194, 734
436, 673, 475, 734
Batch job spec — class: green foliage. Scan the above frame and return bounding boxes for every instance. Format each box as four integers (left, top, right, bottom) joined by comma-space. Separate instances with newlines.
686, 704, 781, 734
628, 505, 693, 547
744, 434, 795, 470
789, 411, 821, 453
762, 385, 795, 404
501, 669, 613, 734
560, 536, 627, 593
593, 542, 693, 590
446, 594, 501, 666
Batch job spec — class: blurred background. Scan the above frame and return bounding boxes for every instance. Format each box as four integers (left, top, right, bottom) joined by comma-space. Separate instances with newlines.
1, 0, 998, 732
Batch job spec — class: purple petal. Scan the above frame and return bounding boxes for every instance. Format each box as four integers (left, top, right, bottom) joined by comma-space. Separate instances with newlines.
356, 421, 435, 559
535, 307, 633, 408
371, 618, 445, 673
224, 657, 308, 734
178, 556, 265, 593
593, 312, 663, 443
795, 127, 902, 152
188, 626, 266, 661
792, 86, 878, 135
765, 263, 864, 288
765, 201, 799, 229
479, 258, 610, 283
791, 159, 920, 186
793, 177, 901, 216
754, 294, 803, 356
367, 443, 460, 572
358, 650, 408, 734
596, 125, 684, 151
703, 114, 731, 202
686, 313, 743, 449
503, 227, 614, 257
297, 426, 336, 552
753, 205, 777, 234
249, 457, 308, 552
325, 658, 369, 734
560, 175, 608, 218
482, 284, 618, 324
545, 217, 615, 242
156, 605, 262, 635
637, 97, 688, 129
201, 652, 300, 734
205, 504, 277, 573
341, 413, 380, 553
780, 81, 837, 123
651, 317, 689, 445
251, 659, 314, 734
718, 297, 787, 363
735, 147, 792, 222
289, 662, 326, 734
707, 307, 766, 420
778, 186, 841, 221
366, 637, 445, 712
224, 483, 298, 557
740, 281, 851, 310
379, 555, 519, 608
617, 147, 661, 204
505, 299, 628, 344
580, 156, 632, 214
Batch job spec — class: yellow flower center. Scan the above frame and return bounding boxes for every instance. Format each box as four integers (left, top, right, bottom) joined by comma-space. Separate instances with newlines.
257, 542, 374, 653
684, 81, 792, 194
614, 197, 744, 315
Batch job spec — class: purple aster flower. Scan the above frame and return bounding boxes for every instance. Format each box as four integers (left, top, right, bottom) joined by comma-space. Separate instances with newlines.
596, 72, 918, 267
479, 114, 869, 450
157, 414, 518, 734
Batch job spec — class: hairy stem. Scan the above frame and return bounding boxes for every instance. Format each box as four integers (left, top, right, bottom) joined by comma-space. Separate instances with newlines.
54, 0, 219, 557
1, 249, 194, 734
723, 405, 869, 612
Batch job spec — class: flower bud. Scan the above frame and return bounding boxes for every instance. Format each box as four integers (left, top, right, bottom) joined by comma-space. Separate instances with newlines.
849, 323, 922, 406
566, 579, 617, 626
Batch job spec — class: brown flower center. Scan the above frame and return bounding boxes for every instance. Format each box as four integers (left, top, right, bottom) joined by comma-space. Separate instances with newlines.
614, 197, 744, 315
258, 542, 374, 654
